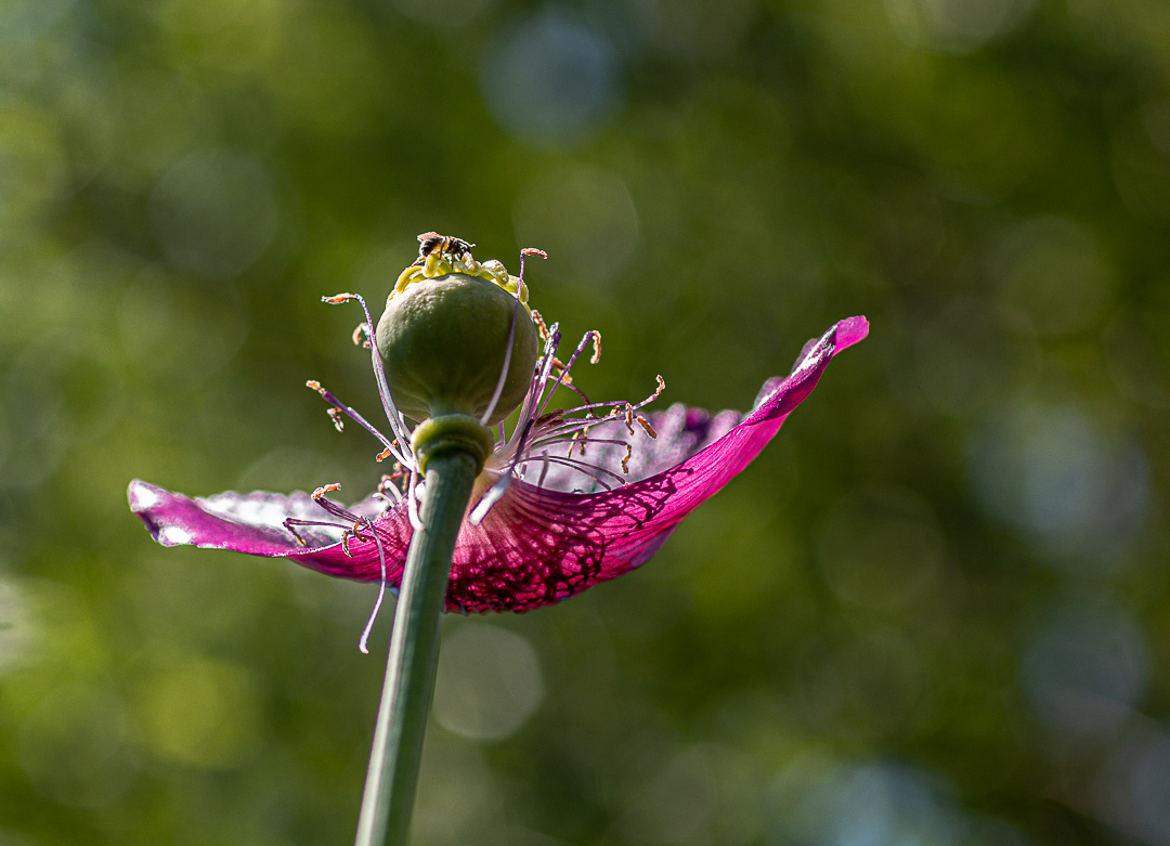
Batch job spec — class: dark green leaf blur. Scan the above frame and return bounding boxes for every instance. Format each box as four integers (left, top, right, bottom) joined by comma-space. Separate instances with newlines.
2, 0, 1168, 843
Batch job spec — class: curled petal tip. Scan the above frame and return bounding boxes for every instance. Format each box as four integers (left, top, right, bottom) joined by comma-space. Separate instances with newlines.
127, 479, 161, 514
836, 315, 870, 349
127, 479, 189, 546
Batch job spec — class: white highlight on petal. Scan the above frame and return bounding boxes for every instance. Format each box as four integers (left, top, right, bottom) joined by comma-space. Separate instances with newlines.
128, 483, 160, 512
158, 526, 193, 546
793, 329, 835, 377
226, 499, 292, 532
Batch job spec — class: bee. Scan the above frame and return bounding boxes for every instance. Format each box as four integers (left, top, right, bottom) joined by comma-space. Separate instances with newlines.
414, 231, 476, 266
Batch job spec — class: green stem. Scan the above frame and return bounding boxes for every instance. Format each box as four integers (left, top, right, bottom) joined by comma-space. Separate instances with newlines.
354, 448, 479, 846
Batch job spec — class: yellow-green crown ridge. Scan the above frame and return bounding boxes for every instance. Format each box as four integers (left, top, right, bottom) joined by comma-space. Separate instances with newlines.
375, 234, 541, 426
389, 238, 531, 315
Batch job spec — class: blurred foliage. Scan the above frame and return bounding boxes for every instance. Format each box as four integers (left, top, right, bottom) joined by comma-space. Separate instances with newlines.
2, 0, 1169, 843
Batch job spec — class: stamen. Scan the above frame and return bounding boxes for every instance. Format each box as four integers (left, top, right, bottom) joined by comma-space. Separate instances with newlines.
475, 328, 566, 522
504, 323, 562, 453
376, 447, 392, 462
560, 378, 592, 405
341, 526, 358, 556
285, 521, 307, 546
531, 428, 637, 468
480, 244, 547, 426
531, 309, 550, 341
377, 472, 404, 503
303, 485, 386, 573
406, 466, 423, 531
522, 372, 664, 453
283, 517, 352, 547
336, 519, 377, 558
310, 483, 375, 529
284, 519, 310, 546
321, 293, 413, 464
515, 454, 623, 491
551, 373, 665, 423
357, 524, 389, 655
469, 473, 511, 526
478, 317, 645, 515
621, 443, 632, 474
531, 432, 628, 452
327, 408, 345, 432
352, 323, 371, 349
517, 246, 546, 303
537, 330, 602, 418
636, 415, 657, 439
305, 380, 407, 465
480, 253, 530, 425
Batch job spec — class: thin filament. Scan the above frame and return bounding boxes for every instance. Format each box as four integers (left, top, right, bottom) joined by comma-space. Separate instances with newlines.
505, 325, 562, 453
307, 381, 408, 466
357, 523, 389, 655
322, 293, 413, 462
480, 285, 521, 425
537, 330, 601, 418
515, 454, 620, 490
406, 466, 423, 531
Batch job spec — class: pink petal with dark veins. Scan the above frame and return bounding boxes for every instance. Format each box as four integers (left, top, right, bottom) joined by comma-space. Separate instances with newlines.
129, 316, 867, 613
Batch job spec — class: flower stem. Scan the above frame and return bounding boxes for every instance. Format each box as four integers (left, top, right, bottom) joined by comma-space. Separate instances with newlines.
354, 448, 478, 846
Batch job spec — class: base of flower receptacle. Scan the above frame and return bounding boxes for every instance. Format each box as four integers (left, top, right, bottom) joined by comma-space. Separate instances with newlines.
410, 414, 494, 475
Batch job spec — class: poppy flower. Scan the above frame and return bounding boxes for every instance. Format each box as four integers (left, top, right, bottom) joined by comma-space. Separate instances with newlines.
129, 240, 867, 616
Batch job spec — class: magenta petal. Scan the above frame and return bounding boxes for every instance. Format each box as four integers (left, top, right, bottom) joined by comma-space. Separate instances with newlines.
129, 316, 867, 613
440, 315, 868, 611
127, 479, 411, 581
129, 481, 311, 555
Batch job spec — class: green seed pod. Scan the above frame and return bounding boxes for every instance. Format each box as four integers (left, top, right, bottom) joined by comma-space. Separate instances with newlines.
375, 244, 539, 425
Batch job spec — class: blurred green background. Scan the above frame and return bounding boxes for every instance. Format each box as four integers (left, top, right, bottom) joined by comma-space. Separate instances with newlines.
2, 0, 1169, 843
